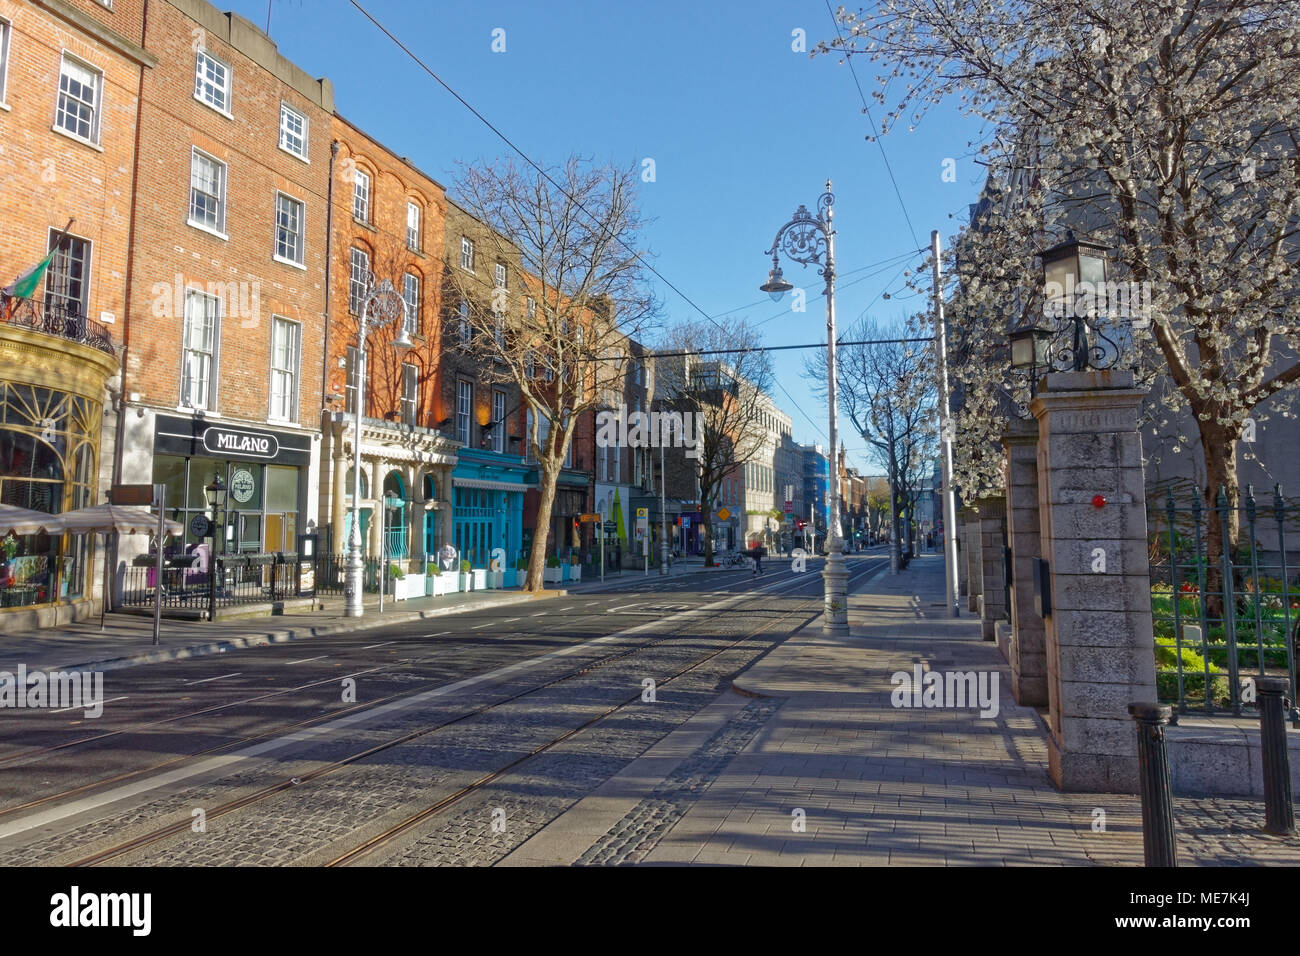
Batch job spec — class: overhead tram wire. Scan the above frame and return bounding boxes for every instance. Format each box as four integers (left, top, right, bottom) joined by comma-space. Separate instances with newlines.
348, 0, 742, 342
822, 0, 922, 251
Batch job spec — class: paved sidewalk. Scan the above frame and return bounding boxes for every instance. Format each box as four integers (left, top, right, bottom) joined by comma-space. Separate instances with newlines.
0, 587, 559, 675
504, 552, 1300, 866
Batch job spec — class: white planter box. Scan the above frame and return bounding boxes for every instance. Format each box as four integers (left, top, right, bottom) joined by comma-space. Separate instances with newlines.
471, 569, 487, 590
487, 570, 503, 589
427, 574, 449, 597
394, 574, 425, 601
459, 573, 471, 592
543, 566, 564, 584
570, 566, 581, 581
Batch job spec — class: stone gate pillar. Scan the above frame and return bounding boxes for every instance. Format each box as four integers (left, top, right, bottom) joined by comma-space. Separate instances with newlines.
975, 495, 1008, 642
1031, 370, 1156, 793
1001, 418, 1047, 705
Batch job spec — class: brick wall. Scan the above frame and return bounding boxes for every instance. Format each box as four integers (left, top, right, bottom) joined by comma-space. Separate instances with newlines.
123, 0, 331, 429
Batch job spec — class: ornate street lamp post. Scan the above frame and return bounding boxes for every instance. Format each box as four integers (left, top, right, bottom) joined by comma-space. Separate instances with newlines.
760, 182, 848, 635
344, 277, 412, 618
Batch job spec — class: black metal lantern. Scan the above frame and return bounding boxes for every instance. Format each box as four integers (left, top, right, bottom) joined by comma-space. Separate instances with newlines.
205, 473, 227, 511
1009, 322, 1052, 371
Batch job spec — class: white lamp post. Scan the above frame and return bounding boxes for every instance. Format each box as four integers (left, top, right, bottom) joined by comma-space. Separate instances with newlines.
344, 277, 412, 618
760, 182, 848, 635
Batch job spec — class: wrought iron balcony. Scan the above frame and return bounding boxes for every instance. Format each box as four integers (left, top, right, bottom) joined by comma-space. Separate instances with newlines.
0, 294, 116, 357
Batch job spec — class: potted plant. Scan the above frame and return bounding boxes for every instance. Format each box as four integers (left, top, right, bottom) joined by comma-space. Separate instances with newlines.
459, 559, 472, 592
425, 562, 446, 597
543, 555, 564, 584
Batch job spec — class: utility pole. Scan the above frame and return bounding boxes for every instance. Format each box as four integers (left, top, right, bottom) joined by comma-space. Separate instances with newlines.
931, 230, 961, 618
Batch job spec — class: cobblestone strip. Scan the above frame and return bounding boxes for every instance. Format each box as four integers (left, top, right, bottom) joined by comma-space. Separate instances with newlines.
574, 698, 781, 866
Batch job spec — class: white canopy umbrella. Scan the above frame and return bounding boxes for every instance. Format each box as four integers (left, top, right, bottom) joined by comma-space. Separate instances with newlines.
57, 504, 182, 537
0, 504, 67, 536
56, 504, 182, 630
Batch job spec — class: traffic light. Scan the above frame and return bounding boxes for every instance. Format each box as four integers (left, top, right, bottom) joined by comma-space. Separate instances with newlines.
796, 519, 807, 530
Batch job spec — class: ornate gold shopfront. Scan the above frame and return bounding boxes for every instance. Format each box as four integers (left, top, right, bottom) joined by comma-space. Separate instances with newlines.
0, 323, 118, 629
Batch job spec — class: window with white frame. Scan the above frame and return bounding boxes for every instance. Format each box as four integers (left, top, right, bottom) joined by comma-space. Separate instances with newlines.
274, 192, 304, 265
402, 272, 420, 336
494, 262, 507, 289
56, 55, 101, 143
279, 102, 308, 158
352, 168, 370, 223
345, 345, 359, 414
0, 20, 11, 104
269, 316, 299, 421
460, 236, 474, 271
456, 380, 472, 445
44, 231, 90, 316
525, 349, 535, 378
527, 296, 536, 320
406, 202, 420, 251
401, 363, 418, 427
458, 298, 470, 345
348, 247, 370, 314
185, 154, 227, 226
194, 49, 230, 114
492, 390, 506, 453
182, 289, 220, 410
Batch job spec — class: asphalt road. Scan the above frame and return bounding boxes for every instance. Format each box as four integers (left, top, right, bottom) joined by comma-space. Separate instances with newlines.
0, 551, 887, 866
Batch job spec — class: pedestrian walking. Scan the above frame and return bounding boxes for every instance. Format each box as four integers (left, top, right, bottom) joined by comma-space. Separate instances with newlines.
752, 544, 766, 575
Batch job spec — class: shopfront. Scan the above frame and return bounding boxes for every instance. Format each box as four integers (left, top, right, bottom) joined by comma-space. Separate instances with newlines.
0, 320, 117, 629
151, 415, 312, 557
451, 447, 531, 569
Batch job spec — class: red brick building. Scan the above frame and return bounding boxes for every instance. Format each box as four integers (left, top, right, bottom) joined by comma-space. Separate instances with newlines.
319, 113, 458, 562
115, 0, 333, 568
0, 0, 150, 626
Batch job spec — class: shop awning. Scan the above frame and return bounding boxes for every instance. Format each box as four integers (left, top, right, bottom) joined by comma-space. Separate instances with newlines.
452, 477, 534, 493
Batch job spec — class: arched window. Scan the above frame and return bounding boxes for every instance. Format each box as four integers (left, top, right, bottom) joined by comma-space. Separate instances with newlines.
382, 471, 407, 558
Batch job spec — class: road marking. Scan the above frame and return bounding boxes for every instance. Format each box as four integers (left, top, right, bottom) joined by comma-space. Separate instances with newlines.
530, 612, 547, 617
51, 696, 128, 714
361, 642, 395, 650
0, 570, 816, 842
610, 604, 641, 613
583, 601, 600, 608
470, 622, 493, 630
285, 656, 328, 665
427, 631, 449, 637
500, 617, 521, 624
182, 673, 241, 685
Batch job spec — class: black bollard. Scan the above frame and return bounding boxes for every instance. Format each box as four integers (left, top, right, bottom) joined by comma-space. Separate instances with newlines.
1257, 677, 1295, 836
1128, 702, 1178, 867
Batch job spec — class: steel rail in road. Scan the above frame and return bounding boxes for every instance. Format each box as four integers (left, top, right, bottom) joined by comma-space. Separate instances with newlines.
61, 558, 882, 867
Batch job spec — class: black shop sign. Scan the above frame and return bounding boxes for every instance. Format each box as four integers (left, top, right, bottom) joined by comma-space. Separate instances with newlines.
154, 414, 311, 467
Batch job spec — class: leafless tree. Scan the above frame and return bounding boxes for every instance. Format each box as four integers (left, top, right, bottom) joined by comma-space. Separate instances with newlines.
446, 156, 657, 591
656, 319, 774, 566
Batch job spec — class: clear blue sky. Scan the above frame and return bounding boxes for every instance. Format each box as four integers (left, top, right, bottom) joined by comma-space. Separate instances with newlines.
238, 0, 986, 474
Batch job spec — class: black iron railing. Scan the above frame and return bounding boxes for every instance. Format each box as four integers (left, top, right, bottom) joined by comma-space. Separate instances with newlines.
122, 553, 302, 611
1148, 484, 1300, 723
0, 294, 116, 356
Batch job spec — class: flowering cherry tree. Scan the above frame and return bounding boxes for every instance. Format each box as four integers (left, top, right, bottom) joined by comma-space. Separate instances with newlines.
822, 0, 1300, 568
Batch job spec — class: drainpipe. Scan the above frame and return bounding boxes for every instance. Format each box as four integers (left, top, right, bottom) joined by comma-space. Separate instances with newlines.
109, 0, 152, 613
321, 140, 338, 549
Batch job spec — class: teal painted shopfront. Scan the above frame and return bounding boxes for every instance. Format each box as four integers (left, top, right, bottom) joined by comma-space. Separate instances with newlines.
451, 447, 532, 569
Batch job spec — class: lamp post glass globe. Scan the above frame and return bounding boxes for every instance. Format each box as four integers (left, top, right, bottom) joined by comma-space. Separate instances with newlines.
759, 265, 794, 302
